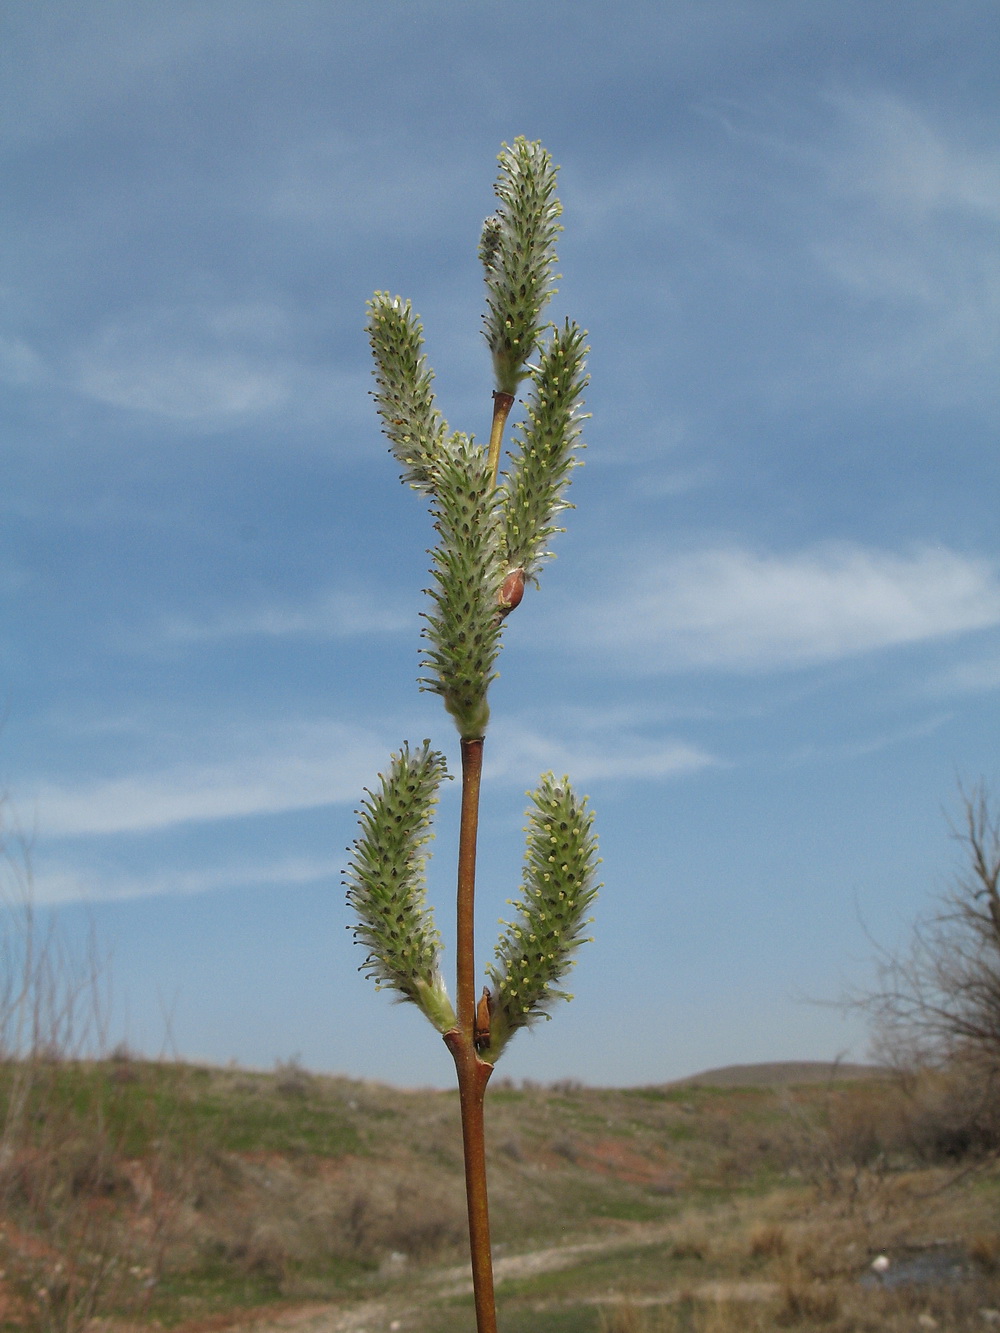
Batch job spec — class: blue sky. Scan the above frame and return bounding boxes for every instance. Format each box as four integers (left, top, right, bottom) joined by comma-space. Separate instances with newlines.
1, 1, 998, 1087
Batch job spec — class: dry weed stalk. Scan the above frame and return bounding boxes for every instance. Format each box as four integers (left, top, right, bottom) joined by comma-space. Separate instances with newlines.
0, 808, 180, 1332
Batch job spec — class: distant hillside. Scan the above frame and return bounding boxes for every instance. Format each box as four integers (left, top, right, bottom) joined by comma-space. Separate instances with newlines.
668, 1060, 886, 1088
0, 1056, 995, 1333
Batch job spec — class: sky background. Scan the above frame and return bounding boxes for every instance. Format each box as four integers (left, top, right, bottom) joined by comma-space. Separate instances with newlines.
1, 0, 998, 1088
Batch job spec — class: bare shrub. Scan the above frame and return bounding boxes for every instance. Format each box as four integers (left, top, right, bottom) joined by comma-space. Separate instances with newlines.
670, 1228, 710, 1262
859, 784, 1000, 1085
748, 1222, 787, 1260
229, 1228, 290, 1285
0, 809, 187, 1332
777, 1082, 902, 1207
775, 1277, 840, 1325
897, 1062, 1000, 1161
598, 1300, 778, 1333
969, 1232, 1000, 1274
344, 1189, 373, 1253
274, 1056, 313, 1098
551, 1134, 580, 1163
598, 1304, 647, 1333
0, 1076, 164, 1332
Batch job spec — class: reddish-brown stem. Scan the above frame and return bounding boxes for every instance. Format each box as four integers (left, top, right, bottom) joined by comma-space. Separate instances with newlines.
487, 390, 515, 489
444, 736, 498, 1333
444, 1033, 496, 1333
456, 737, 484, 1039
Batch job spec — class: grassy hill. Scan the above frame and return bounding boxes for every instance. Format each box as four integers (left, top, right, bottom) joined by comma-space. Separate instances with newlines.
668, 1061, 885, 1088
0, 1056, 997, 1332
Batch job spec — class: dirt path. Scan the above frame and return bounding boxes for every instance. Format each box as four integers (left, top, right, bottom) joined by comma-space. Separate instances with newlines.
228, 1220, 778, 1333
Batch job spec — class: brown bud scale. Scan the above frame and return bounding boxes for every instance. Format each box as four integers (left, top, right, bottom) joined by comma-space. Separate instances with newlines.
498, 567, 526, 617
474, 986, 494, 1049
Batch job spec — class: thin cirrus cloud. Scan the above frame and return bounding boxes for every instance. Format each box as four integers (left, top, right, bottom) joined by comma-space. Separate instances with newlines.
0, 333, 47, 388
928, 652, 1000, 696
489, 721, 719, 786
28, 714, 718, 845
565, 542, 1000, 674
829, 91, 1000, 223
72, 305, 290, 420
811, 93, 1000, 400
29, 723, 387, 838
75, 344, 287, 420
160, 589, 413, 643
29, 854, 342, 907
67, 302, 370, 427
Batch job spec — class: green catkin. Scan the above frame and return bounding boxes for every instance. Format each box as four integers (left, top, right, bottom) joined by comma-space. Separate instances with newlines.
502, 320, 589, 582
482, 138, 563, 396
350, 139, 598, 1064
367, 293, 450, 493
484, 775, 601, 1059
344, 741, 456, 1032
420, 435, 504, 739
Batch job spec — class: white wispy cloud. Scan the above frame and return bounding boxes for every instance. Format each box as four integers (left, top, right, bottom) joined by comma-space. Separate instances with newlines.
29, 854, 341, 906
74, 323, 287, 421
830, 91, 1000, 222
160, 589, 412, 642
68, 301, 369, 426
29, 722, 387, 837
648, 88, 1000, 411
25, 703, 719, 847
269, 134, 474, 240
928, 651, 1000, 696
489, 719, 720, 785
560, 542, 1000, 674
812, 92, 1000, 401
785, 712, 954, 767
0, 334, 47, 387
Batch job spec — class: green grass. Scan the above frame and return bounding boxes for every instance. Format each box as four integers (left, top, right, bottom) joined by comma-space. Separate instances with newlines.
0, 1059, 364, 1157
426, 1295, 605, 1333
1, 1056, 998, 1331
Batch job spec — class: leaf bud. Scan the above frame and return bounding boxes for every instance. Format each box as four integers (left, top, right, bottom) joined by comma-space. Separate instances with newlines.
498, 566, 526, 618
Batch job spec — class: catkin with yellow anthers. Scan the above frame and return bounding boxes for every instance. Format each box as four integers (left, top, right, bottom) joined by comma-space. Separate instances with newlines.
501, 321, 589, 584
344, 742, 457, 1033
481, 775, 600, 1061
481, 139, 563, 395
366, 294, 450, 494
419, 435, 504, 738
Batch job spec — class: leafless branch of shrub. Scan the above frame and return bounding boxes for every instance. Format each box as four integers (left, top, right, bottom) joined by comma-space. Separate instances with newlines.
0, 797, 180, 1333
844, 783, 1000, 1167
856, 784, 1000, 1072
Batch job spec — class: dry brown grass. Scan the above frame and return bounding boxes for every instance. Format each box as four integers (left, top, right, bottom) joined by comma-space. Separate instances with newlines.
0, 1057, 997, 1332
594, 1283, 1000, 1333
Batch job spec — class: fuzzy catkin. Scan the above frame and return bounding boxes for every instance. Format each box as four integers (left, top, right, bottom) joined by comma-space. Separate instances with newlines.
482, 138, 563, 395
344, 741, 456, 1033
420, 436, 504, 739
355, 140, 600, 1059
367, 294, 449, 493
486, 775, 600, 1056
502, 320, 589, 582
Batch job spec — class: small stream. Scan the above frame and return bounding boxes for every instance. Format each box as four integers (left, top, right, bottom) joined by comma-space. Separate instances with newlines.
861, 1249, 974, 1289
